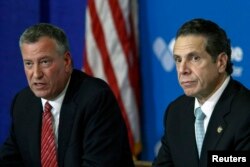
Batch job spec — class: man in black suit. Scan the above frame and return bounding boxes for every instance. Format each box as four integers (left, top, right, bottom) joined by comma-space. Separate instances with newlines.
153, 18, 250, 166
0, 23, 134, 167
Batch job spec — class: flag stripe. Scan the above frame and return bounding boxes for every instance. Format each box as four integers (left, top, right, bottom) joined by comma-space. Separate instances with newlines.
85, 8, 106, 79
84, 0, 141, 155
95, 1, 128, 90
95, 1, 139, 140
87, 0, 134, 149
108, 0, 141, 143
83, 44, 93, 75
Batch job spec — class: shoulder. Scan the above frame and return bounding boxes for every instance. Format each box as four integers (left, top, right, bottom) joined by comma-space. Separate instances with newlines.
219, 79, 250, 121
13, 87, 38, 105
168, 94, 194, 111
225, 79, 250, 105
70, 69, 111, 90
10, 87, 41, 120
66, 69, 115, 102
163, 94, 194, 121
230, 79, 250, 93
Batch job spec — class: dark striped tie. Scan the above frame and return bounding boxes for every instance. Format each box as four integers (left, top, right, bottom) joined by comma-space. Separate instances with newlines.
41, 101, 58, 167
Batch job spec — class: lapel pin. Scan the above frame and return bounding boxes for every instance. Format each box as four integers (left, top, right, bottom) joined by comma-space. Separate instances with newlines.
217, 126, 223, 134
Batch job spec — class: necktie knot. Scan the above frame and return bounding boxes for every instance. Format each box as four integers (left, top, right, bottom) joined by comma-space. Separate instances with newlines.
195, 107, 206, 120
44, 101, 52, 113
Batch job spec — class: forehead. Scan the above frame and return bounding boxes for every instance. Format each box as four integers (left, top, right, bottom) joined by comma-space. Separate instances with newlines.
22, 37, 57, 52
173, 35, 207, 56
21, 37, 60, 61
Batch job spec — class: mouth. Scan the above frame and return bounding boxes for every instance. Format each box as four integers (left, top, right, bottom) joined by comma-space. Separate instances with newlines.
32, 82, 47, 89
181, 81, 196, 88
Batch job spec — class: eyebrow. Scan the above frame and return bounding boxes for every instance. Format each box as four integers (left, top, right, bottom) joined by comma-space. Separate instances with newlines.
174, 51, 201, 58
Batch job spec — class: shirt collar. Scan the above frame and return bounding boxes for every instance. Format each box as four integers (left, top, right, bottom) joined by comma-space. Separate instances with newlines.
41, 76, 71, 109
194, 76, 230, 117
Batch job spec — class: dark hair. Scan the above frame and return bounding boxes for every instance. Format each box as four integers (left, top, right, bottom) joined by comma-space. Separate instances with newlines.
19, 23, 70, 54
176, 18, 233, 75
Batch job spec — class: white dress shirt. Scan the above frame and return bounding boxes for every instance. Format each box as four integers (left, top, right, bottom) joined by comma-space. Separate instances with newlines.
41, 78, 70, 146
194, 76, 230, 133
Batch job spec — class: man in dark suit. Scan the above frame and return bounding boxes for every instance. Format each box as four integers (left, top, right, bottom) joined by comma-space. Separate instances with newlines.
153, 18, 250, 166
0, 23, 134, 167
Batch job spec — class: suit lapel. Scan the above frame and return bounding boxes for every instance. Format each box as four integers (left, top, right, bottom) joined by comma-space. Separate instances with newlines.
26, 97, 43, 166
200, 79, 236, 160
57, 70, 81, 166
57, 102, 76, 166
201, 102, 230, 151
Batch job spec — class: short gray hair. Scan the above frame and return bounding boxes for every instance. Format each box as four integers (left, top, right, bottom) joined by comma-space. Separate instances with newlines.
19, 23, 70, 54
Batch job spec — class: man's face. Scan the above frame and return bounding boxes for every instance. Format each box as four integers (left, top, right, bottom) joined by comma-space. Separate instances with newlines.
173, 35, 227, 103
21, 36, 72, 100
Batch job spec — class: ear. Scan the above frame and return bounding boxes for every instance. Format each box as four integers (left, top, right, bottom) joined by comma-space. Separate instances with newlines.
216, 52, 228, 73
63, 51, 72, 73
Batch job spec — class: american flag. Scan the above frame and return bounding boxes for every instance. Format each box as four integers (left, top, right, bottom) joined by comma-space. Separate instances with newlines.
83, 0, 141, 156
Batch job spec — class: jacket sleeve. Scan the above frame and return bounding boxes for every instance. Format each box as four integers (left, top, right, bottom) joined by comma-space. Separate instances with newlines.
0, 95, 25, 167
152, 105, 174, 167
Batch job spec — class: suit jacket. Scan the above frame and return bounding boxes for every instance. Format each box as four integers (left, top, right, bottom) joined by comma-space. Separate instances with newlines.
0, 69, 134, 167
153, 78, 250, 167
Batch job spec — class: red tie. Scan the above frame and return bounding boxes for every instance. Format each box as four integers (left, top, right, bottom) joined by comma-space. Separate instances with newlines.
41, 101, 58, 167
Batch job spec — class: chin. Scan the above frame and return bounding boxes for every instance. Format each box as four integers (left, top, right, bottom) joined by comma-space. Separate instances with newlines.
33, 91, 47, 98
183, 91, 195, 97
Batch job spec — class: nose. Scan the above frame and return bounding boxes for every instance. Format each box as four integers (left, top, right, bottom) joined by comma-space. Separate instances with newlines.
33, 64, 43, 79
178, 60, 190, 75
